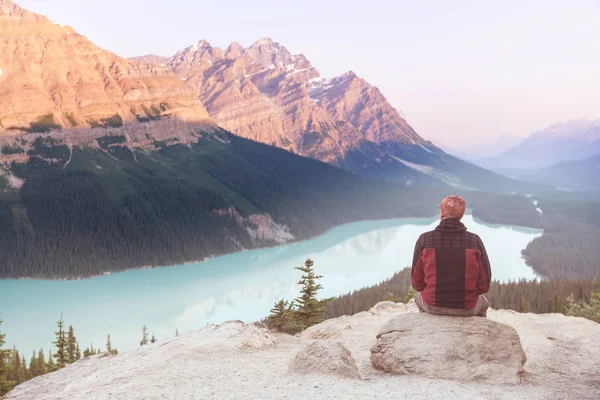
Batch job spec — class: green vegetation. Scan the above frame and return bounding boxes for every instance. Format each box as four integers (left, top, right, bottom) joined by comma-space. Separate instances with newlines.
566, 281, 600, 322
28, 114, 61, 133
52, 314, 67, 369
106, 335, 118, 355
470, 192, 600, 280
267, 259, 331, 334
96, 135, 127, 149
140, 326, 148, 346
324, 268, 595, 319
131, 105, 164, 123
65, 113, 78, 127
88, 114, 124, 129
0, 315, 87, 396
6, 114, 62, 133
0, 319, 13, 396
1, 145, 24, 155
101, 114, 124, 128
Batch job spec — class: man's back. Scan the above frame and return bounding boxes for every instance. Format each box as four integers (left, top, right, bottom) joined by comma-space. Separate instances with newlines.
411, 219, 491, 309
411, 195, 491, 317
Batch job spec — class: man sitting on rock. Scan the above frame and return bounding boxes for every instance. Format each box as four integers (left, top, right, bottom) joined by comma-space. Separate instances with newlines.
411, 195, 491, 317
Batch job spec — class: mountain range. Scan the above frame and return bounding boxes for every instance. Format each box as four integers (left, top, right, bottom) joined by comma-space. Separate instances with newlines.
0, 0, 524, 192
131, 39, 532, 192
479, 119, 600, 170
514, 153, 600, 193
0, 0, 580, 278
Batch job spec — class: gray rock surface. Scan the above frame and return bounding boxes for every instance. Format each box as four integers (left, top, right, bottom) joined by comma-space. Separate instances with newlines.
289, 341, 361, 380
370, 313, 527, 384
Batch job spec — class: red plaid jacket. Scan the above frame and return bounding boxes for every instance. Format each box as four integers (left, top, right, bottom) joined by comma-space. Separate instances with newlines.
411, 219, 492, 309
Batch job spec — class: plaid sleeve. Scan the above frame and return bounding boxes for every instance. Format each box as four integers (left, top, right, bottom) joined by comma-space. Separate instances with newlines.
476, 236, 492, 292
411, 234, 426, 291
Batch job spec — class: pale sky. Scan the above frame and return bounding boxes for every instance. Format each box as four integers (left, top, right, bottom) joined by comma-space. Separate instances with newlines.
17, 0, 600, 151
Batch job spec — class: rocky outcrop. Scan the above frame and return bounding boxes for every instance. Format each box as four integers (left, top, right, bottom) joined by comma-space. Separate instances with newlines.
5, 303, 600, 400
288, 341, 361, 380
198, 320, 277, 350
370, 313, 527, 384
0, 0, 208, 135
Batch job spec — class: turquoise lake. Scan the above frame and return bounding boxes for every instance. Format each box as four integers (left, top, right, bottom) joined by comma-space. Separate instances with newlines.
0, 214, 542, 355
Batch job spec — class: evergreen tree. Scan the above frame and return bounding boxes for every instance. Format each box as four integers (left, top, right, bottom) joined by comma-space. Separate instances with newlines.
266, 300, 301, 334
404, 286, 417, 303
29, 350, 38, 378
46, 350, 56, 372
294, 259, 330, 329
53, 314, 68, 369
106, 335, 112, 353
10, 349, 24, 385
140, 326, 148, 346
175, 328, 179, 337
76, 342, 81, 360
151, 334, 157, 344
37, 349, 46, 376
21, 355, 28, 381
518, 294, 528, 313
67, 325, 77, 364
567, 281, 600, 323
83, 348, 90, 358
0, 318, 14, 396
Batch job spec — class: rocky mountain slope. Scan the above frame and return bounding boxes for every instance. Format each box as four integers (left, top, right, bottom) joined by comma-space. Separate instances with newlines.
0, 0, 207, 134
480, 119, 600, 170
134, 39, 526, 192
5, 302, 600, 400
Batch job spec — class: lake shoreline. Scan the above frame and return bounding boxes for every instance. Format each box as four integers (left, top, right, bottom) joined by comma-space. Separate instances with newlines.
5, 211, 543, 282
1, 214, 544, 356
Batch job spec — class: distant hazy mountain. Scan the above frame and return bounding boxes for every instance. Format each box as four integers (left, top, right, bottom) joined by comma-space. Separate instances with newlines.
439, 134, 524, 161
524, 153, 600, 192
480, 119, 600, 170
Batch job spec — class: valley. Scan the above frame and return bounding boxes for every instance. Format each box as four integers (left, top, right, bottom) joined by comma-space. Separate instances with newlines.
0, 0, 599, 398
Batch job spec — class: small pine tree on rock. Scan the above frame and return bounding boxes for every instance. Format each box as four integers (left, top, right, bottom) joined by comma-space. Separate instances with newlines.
29, 351, 38, 378
46, 350, 56, 372
0, 319, 13, 396
76, 342, 81, 360
37, 349, 46, 376
294, 259, 330, 329
151, 334, 157, 344
175, 328, 179, 337
67, 325, 77, 364
140, 326, 149, 346
404, 286, 417, 303
266, 300, 302, 334
106, 335, 112, 353
53, 314, 68, 369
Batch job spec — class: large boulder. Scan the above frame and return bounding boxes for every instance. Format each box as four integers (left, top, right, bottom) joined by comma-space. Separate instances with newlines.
289, 341, 361, 380
370, 313, 527, 384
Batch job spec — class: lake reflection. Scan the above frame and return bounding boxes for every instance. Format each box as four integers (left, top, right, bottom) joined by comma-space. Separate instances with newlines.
0, 214, 542, 355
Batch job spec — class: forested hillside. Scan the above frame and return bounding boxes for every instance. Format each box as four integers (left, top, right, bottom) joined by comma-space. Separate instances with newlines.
0, 129, 444, 279
471, 193, 600, 280
325, 268, 595, 319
